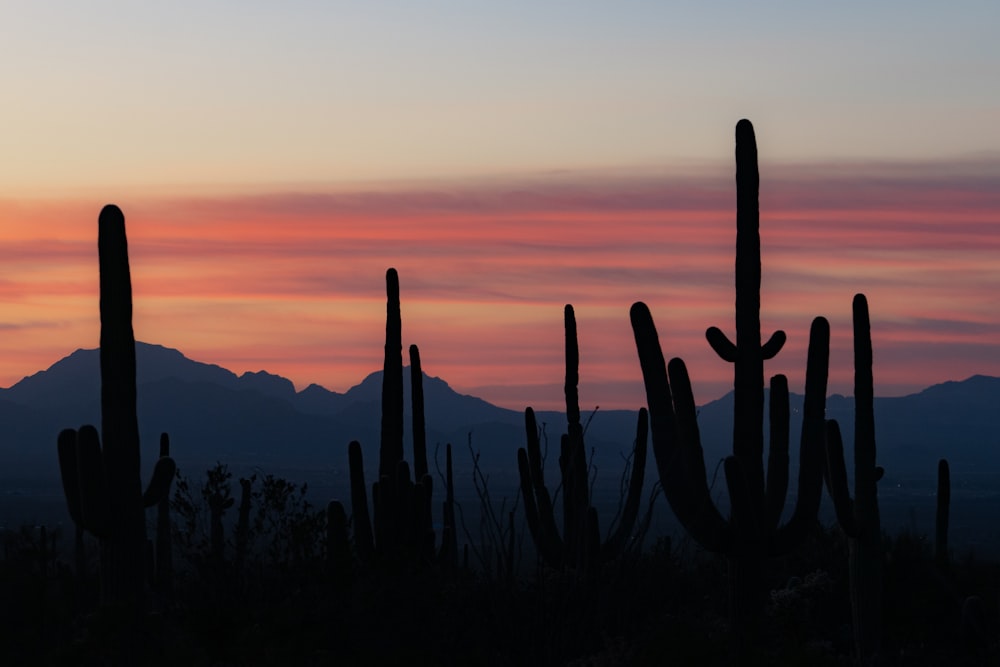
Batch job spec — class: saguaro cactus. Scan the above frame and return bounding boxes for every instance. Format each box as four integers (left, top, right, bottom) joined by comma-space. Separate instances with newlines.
346, 269, 454, 566
518, 304, 648, 571
630, 120, 829, 649
824, 293, 884, 666
57, 205, 176, 612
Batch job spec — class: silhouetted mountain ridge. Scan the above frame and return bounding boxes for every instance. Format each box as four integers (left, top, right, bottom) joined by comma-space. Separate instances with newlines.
0, 343, 997, 487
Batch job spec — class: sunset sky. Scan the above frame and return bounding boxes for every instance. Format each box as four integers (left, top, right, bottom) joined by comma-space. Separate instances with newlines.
1, 2, 998, 410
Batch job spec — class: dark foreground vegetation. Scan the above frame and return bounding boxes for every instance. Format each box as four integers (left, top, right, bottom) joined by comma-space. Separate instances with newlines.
2, 120, 997, 665
3, 507, 999, 665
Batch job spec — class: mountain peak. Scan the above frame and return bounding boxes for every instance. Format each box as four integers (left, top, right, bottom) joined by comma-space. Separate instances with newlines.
237, 370, 297, 401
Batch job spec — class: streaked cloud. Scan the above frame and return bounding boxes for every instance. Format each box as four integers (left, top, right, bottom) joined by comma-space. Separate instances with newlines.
0, 157, 997, 409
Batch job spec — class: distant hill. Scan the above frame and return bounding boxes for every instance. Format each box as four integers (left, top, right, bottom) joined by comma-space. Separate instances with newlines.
1, 342, 997, 491
0, 343, 527, 483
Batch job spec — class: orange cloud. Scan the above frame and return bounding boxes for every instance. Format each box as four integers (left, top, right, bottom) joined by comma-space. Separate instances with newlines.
0, 158, 997, 410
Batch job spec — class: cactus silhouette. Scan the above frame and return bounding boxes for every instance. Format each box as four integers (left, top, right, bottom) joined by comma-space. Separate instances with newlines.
347, 268, 455, 566
630, 120, 829, 655
153, 433, 173, 596
518, 304, 648, 571
824, 293, 884, 666
56, 206, 176, 609
55, 205, 176, 663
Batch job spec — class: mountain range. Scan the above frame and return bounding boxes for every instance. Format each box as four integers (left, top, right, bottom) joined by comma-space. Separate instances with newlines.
1, 342, 998, 508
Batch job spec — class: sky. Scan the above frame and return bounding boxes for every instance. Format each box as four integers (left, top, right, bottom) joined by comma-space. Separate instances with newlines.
1, 2, 998, 411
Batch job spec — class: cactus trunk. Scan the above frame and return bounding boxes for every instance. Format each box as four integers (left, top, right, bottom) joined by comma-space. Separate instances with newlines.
96, 204, 146, 608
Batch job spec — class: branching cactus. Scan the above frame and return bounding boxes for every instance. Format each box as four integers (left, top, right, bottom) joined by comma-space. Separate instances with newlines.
56, 205, 176, 612
346, 269, 455, 567
518, 304, 648, 571
823, 293, 884, 666
630, 121, 830, 648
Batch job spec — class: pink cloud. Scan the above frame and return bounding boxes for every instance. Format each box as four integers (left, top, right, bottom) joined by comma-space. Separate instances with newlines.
0, 157, 997, 409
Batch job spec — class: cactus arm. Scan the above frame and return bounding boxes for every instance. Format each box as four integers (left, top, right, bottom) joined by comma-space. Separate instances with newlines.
379, 268, 404, 479
770, 316, 830, 554
76, 425, 112, 539
409, 344, 428, 481
707, 328, 784, 362
631, 302, 729, 553
57, 429, 84, 527
823, 420, 858, 537
764, 375, 790, 531
705, 326, 738, 362
524, 408, 561, 551
564, 305, 583, 444
143, 456, 177, 508
853, 294, 880, 523
347, 440, 374, 560
517, 447, 563, 568
561, 305, 590, 565
667, 358, 733, 551
601, 408, 648, 561
524, 407, 547, 488
761, 331, 786, 360
525, 407, 565, 566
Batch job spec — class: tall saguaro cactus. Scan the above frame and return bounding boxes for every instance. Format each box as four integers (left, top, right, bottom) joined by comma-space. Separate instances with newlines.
706, 118, 788, 527
630, 120, 829, 651
347, 269, 454, 566
57, 205, 176, 612
824, 293, 884, 665
380, 268, 405, 479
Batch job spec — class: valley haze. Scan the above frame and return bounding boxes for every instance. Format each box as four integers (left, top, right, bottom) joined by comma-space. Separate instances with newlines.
2, 343, 999, 555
